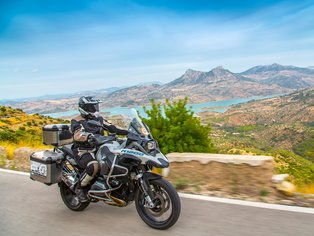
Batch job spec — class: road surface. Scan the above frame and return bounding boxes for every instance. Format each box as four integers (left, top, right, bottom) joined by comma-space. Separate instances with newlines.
1, 170, 314, 236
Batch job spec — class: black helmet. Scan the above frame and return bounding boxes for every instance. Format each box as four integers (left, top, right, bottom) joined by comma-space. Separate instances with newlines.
78, 96, 102, 117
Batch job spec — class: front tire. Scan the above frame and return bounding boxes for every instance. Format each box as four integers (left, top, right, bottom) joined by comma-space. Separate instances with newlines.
135, 178, 181, 230
59, 182, 90, 211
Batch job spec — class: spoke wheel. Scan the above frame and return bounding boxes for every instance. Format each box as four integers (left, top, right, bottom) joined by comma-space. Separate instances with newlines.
59, 182, 90, 211
135, 178, 181, 230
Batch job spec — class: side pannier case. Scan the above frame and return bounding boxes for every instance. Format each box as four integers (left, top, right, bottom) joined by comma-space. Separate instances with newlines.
42, 124, 73, 146
30, 150, 64, 185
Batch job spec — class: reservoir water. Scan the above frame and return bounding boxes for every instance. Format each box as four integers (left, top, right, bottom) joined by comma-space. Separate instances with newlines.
44, 96, 270, 118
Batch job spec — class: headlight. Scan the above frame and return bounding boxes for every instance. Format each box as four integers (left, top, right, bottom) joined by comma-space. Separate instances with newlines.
147, 141, 156, 150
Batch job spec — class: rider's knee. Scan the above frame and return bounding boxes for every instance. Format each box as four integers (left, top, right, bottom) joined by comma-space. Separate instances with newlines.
86, 160, 100, 177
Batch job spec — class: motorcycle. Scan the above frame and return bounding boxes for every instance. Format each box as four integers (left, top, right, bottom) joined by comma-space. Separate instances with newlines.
30, 109, 181, 230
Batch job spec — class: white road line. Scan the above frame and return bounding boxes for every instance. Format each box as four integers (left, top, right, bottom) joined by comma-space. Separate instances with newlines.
1, 168, 314, 214
179, 193, 314, 214
0, 168, 30, 176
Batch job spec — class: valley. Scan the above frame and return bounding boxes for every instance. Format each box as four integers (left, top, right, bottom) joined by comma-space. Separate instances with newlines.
199, 87, 314, 166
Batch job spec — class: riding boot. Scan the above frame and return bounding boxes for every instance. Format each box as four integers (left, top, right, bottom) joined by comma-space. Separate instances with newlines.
75, 173, 94, 202
75, 184, 89, 202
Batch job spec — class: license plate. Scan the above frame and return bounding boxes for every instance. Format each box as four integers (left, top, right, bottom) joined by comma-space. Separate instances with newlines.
30, 161, 47, 177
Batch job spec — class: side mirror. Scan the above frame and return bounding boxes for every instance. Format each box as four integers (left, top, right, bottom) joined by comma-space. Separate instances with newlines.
87, 120, 103, 128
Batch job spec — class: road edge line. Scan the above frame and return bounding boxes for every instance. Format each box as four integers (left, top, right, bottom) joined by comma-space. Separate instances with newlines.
0, 168, 29, 176
1, 168, 313, 214
179, 193, 314, 214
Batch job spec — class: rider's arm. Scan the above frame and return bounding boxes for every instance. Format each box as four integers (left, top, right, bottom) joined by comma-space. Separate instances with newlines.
71, 119, 92, 142
103, 119, 129, 135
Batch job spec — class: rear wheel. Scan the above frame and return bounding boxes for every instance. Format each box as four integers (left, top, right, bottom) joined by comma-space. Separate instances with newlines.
59, 181, 90, 211
135, 178, 181, 230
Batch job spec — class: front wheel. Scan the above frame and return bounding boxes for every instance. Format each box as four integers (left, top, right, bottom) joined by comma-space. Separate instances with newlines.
59, 181, 90, 211
135, 178, 181, 230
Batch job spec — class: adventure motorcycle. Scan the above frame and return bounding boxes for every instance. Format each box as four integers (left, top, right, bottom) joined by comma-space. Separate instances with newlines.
30, 109, 181, 230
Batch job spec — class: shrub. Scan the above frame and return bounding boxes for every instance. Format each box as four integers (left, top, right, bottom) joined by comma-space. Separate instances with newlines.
0, 119, 12, 125
143, 98, 215, 154
0, 130, 17, 143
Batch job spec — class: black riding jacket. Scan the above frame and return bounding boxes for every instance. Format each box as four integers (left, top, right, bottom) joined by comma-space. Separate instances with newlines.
71, 114, 128, 149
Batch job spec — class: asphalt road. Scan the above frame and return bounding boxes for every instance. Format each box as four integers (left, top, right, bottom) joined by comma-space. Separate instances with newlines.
1, 170, 314, 236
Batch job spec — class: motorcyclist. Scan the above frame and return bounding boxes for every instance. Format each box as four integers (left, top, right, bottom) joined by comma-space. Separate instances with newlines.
71, 96, 128, 202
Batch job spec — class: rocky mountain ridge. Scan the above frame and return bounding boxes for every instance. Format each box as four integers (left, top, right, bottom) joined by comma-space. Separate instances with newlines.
241, 63, 314, 89
105, 64, 314, 107
3, 63, 314, 114
154, 66, 290, 102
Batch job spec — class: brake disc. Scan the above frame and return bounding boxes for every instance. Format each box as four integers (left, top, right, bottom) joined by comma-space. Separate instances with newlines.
147, 190, 170, 217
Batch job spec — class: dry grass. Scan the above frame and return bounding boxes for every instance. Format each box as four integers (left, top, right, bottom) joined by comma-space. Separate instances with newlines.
0, 141, 49, 160
3, 143, 17, 160
298, 184, 314, 194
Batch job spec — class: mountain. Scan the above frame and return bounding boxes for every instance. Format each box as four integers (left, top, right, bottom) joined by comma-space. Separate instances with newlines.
241, 63, 314, 89
157, 66, 290, 102
104, 65, 295, 106
4, 64, 314, 114
103, 66, 294, 107
167, 67, 250, 86
103, 84, 162, 107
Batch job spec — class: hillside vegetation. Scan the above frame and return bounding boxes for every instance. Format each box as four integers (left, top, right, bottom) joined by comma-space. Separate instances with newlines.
200, 88, 314, 187
201, 88, 314, 152
0, 106, 66, 159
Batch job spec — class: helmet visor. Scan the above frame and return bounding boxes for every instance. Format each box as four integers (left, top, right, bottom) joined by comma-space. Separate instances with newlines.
84, 103, 99, 113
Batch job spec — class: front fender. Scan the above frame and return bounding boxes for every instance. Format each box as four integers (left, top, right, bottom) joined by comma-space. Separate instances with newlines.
142, 172, 162, 181
146, 153, 169, 168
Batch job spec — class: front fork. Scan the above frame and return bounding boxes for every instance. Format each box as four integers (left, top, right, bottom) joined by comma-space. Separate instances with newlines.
137, 172, 162, 208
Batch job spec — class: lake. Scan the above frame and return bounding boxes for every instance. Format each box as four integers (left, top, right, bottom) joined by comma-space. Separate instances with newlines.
44, 96, 271, 118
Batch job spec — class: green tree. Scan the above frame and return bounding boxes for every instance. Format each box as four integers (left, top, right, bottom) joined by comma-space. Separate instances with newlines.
143, 98, 215, 154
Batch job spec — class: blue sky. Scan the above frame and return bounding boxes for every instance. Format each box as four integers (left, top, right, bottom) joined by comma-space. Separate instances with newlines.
1, 0, 314, 99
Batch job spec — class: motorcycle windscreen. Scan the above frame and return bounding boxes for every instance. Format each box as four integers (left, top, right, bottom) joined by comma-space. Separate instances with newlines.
129, 109, 150, 137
